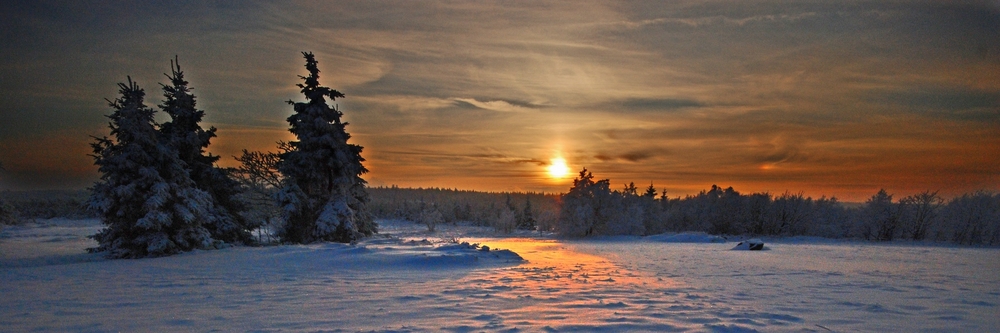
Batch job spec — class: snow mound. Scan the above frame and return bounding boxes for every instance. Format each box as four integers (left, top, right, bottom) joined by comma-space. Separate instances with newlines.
646, 232, 727, 243
426, 241, 523, 264
357, 237, 524, 268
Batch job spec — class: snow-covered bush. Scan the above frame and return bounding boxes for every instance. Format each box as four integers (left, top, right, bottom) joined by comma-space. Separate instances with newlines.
940, 191, 1000, 245
277, 52, 375, 243
767, 192, 813, 236
898, 190, 943, 241
0, 197, 20, 225
535, 208, 559, 233
806, 196, 852, 238
418, 204, 443, 232
494, 208, 517, 234
857, 189, 902, 241
233, 146, 287, 244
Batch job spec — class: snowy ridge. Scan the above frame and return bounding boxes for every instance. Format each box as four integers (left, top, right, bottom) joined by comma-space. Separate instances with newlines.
0, 219, 522, 270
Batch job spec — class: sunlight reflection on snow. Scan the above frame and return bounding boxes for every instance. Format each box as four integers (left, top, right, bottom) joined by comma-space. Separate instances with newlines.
426, 238, 686, 329
473, 238, 672, 287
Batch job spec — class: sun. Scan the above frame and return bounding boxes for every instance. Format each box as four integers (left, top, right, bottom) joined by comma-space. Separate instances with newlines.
547, 157, 570, 179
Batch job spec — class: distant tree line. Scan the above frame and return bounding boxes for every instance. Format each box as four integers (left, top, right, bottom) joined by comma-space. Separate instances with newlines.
366, 186, 559, 234
555, 168, 1000, 245
0, 190, 95, 224
87, 52, 372, 258
8, 172, 997, 246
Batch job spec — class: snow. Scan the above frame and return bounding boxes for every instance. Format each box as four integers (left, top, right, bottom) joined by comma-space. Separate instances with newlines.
2, 219, 998, 332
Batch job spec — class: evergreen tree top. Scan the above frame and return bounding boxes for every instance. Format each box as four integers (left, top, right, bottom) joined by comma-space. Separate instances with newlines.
573, 168, 595, 188
107, 77, 145, 111
157, 56, 218, 165
159, 56, 209, 131
294, 52, 345, 105
103, 77, 157, 144
644, 183, 657, 198
160, 57, 197, 115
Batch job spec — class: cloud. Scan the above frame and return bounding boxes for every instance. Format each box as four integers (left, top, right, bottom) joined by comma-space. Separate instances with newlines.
352, 95, 456, 112
604, 98, 704, 114
593, 148, 667, 163
451, 98, 549, 112
867, 87, 1000, 120
513, 158, 548, 166
616, 12, 820, 29
375, 149, 545, 166
746, 138, 810, 167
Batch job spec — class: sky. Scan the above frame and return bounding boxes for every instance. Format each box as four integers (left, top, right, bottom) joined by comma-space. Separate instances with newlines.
1, 0, 998, 201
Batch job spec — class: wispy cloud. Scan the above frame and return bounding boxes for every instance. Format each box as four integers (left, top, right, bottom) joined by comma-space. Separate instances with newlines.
594, 148, 668, 163
614, 12, 820, 30
452, 98, 549, 112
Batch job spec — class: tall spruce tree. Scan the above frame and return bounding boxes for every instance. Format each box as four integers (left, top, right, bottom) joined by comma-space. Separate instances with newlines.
277, 52, 376, 243
88, 78, 216, 258
519, 197, 536, 230
158, 57, 256, 244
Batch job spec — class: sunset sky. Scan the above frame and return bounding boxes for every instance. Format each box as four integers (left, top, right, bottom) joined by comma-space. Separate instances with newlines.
1, 1, 998, 201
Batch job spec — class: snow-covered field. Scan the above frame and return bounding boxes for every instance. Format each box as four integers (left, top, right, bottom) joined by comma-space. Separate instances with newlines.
2, 219, 998, 332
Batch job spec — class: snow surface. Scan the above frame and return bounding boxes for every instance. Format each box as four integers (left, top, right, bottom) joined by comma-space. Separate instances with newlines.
2, 219, 998, 332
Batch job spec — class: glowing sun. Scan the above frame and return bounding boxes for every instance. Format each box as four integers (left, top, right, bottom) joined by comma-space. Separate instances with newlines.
547, 157, 570, 179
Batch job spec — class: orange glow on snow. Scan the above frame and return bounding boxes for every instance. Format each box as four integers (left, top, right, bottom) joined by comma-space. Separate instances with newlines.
472, 238, 671, 287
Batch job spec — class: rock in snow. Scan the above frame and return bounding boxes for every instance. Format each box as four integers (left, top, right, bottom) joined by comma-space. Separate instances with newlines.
732, 238, 765, 250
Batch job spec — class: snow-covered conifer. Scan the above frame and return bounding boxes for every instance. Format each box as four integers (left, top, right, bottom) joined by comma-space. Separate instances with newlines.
518, 197, 536, 230
277, 52, 376, 243
158, 57, 256, 244
88, 78, 216, 258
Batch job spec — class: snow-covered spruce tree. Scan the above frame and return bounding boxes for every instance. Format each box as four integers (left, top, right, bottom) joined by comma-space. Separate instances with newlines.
88, 78, 216, 258
518, 197, 536, 231
277, 52, 376, 243
158, 58, 257, 244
